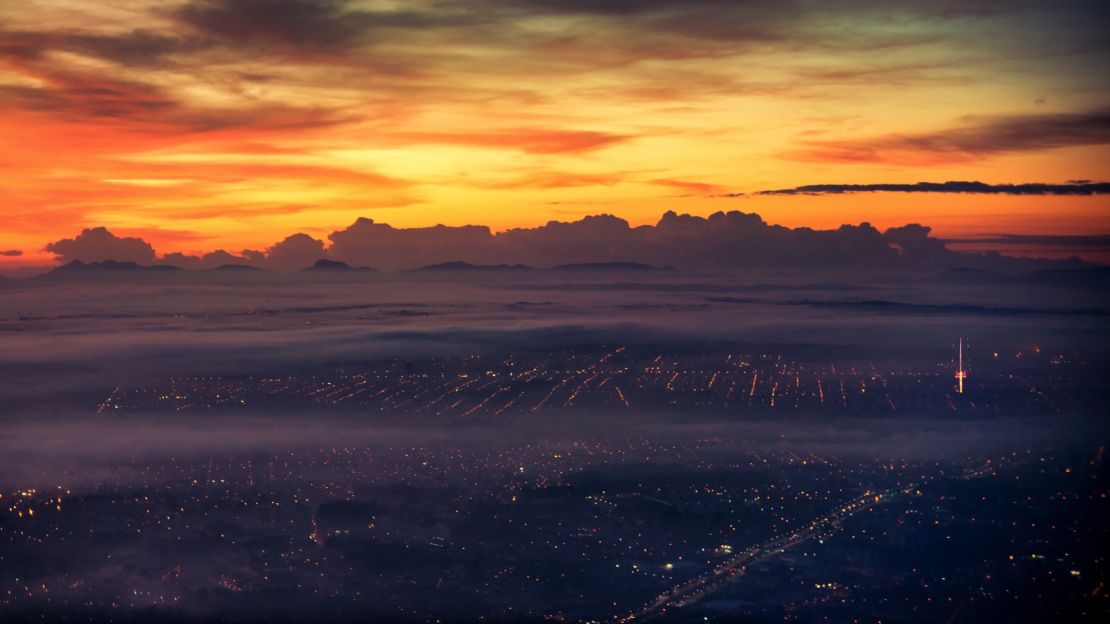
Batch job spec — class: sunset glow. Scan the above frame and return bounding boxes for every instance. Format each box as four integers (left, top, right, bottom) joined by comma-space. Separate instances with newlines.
1, 0, 1108, 269
3, 4, 1110, 621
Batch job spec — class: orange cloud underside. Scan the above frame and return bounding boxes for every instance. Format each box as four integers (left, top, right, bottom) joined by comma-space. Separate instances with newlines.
1, 0, 1108, 267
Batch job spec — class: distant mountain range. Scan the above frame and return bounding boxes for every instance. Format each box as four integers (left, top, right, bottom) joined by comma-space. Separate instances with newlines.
13, 259, 1104, 292
25, 259, 671, 280
50, 260, 184, 273
409, 261, 535, 272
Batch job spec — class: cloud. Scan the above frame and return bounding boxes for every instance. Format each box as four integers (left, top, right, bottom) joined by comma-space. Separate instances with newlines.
37, 211, 1098, 275
0, 53, 352, 132
264, 233, 326, 270
327, 218, 495, 269
943, 234, 1110, 248
0, 28, 207, 68
391, 129, 630, 154
326, 211, 970, 271
1, 0, 1103, 158
0, 22, 357, 133
788, 109, 1110, 165
651, 178, 725, 194
44, 227, 156, 264
160, 249, 256, 270
755, 180, 1110, 196
0, 250, 22, 257
158, 252, 204, 270
173, 0, 377, 56
467, 171, 625, 190
0, 68, 176, 120
512, 0, 738, 16
883, 223, 964, 268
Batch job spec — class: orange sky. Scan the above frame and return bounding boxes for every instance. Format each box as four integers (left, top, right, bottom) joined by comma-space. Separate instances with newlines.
2, 0, 1108, 269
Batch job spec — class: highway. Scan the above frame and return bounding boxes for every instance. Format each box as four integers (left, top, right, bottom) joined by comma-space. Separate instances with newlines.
617, 458, 1006, 622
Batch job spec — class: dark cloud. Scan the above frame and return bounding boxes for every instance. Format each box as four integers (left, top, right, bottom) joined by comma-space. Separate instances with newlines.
0, 0, 1018, 97
41, 212, 1100, 275
173, 0, 481, 58
944, 234, 1110, 248
175, 0, 372, 54
264, 233, 326, 270
507, 0, 795, 45
159, 249, 256, 270
789, 109, 1110, 164
326, 211, 1042, 271
157, 252, 203, 270
328, 218, 495, 269
65, 29, 202, 66
513, 0, 738, 15
511, 0, 1028, 18
1, 0, 1104, 141
44, 227, 156, 264
0, 55, 351, 131
0, 30, 182, 119
874, 224, 1086, 270
0, 69, 176, 120
0, 28, 204, 67
755, 180, 1110, 196
0, 23, 356, 132
196, 250, 253, 269
0, 250, 22, 257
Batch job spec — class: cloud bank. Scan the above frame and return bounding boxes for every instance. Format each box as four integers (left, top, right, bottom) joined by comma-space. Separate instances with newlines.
755, 180, 1110, 196
43, 227, 157, 264
36, 211, 1096, 274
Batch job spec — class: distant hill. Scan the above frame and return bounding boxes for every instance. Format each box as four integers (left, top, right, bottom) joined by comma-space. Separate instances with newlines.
305, 259, 353, 271
411, 261, 535, 272
208, 264, 264, 272
550, 262, 665, 271
42, 260, 183, 277
304, 259, 378, 272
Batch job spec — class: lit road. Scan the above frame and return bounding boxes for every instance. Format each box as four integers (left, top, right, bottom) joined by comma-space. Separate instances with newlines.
617, 459, 1006, 623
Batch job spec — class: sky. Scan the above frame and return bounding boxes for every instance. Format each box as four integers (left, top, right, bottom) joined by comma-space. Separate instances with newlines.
1, 0, 1108, 269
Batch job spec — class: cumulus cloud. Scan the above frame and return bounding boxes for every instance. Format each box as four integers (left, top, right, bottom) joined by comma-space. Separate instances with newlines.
322, 211, 1099, 271
42, 211, 1098, 276
44, 227, 156, 264
168, 250, 257, 270
264, 233, 326, 270
327, 218, 495, 269
883, 224, 952, 268
327, 211, 964, 270
755, 180, 1110, 196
